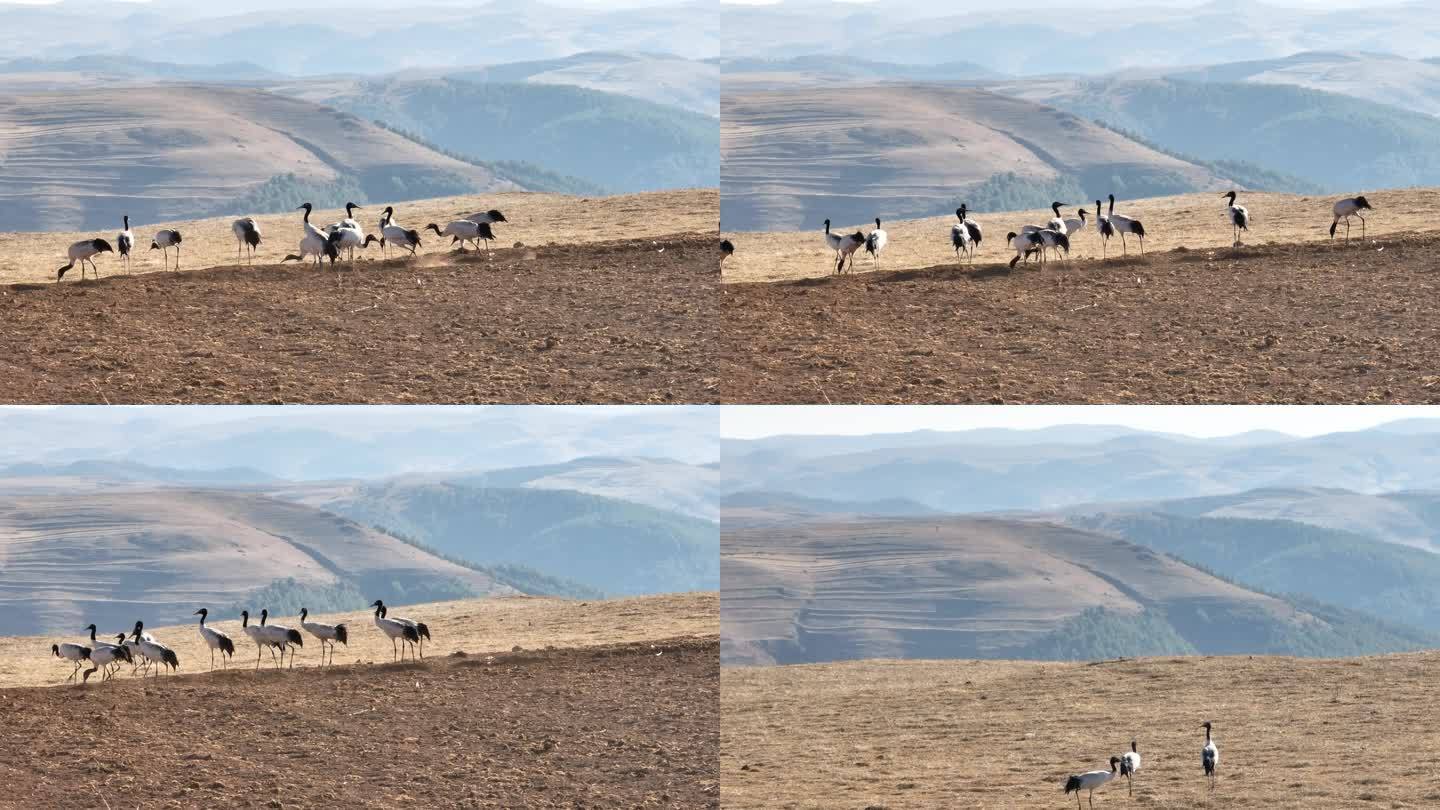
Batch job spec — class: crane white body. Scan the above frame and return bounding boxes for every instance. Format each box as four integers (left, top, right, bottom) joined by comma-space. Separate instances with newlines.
1223, 191, 1250, 247
1202, 722, 1220, 791
151, 229, 183, 271
83, 624, 134, 681
426, 220, 496, 252
232, 217, 262, 263
299, 608, 348, 666
130, 622, 178, 677
372, 601, 420, 661
1330, 195, 1373, 244
58, 238, 114, 281
194, 609, 235, 670
461, 209, 507, 225
52, 642, 91, 682
117, 215, 134, 273
1095, 200, 1116, 259
380, 207, 422, 256
1064, 757, 1119, 810
1107, 194, 1146, 255
1120, 740, 1141, 796
1007, 230, 1043, 268
864, 218, 888, 266
258, 609, 303, 669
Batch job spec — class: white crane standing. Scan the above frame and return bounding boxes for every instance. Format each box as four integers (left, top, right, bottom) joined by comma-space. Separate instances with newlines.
130, 621, 179, 677
232, 217, 262, 263
1202, 721, 1220, 791
1007, 230, 1043, 268
426, 220, 496, 252
1223, 191, 1250, 247
117, 215, 134, 273
379, 207, 423, 257
151, 229, 183, 271
82, 631, 134, 683
372, 600, 421, 661
1064, 756, 1119, 810
258, 609, 304, 670
864, 218, 888, 267
1107, 194, 1146, 256
57, 238, 114, 281
194, 608, 236, 670
1094, 200, 1115, 259
51, 642, 92, 682
298, 607, 348, 666
1330, 195, 1373, 245
240, 609, 273, 671
1120, 740, 1141, 796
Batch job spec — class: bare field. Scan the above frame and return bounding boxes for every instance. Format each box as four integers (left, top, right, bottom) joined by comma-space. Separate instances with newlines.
722, 188, 1428, 284
720, 232, 1440, 404
2, 636, 717, 809
0, 592, 718, 689
0, 188, 715, 286
0, 231, 717, 404
722, 653, 1440, 809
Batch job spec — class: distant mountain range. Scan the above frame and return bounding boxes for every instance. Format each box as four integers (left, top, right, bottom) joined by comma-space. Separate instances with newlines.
0, 1, 716, 75
722, 422, 1440, 664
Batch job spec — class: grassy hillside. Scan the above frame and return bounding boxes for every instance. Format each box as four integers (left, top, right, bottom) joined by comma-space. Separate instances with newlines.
721, 84, 1233, 231
0, 85, 520, 231
446, 51, 718, 116
991, 77, 1440, 191
0, 489, 517, 636
277, 78, 718, 194
720, 516, 1423, 665
319, 483, 719, 596
1069, 511, 1440, 633
1168, 50, 1440, 118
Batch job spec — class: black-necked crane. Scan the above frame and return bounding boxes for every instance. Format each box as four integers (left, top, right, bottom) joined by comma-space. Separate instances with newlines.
372, 600, 421, 661
258, 608, 303, 669
325, 203, 371, 261
1095, 200, 1115, 259
426, 220, 495, 252
117, 216, 134, 273
298, 608, 347, 666
371, 599, 431, 659
1047, 201, 1068, 234
720, 238, 734, 264
1007, 230, 1042, 268
194, 608, 236, 670
232, 217, 262, 263
951, 208, 974, 263
864, 218, 888, 267
1037, 229, 1071, 269
51, 642, 91, 682
380, 207, 422, 257
81, 630, 133, 683
1223, 191, 1250, 247
1330, 195, 1373, 244
240, 609, 273, 671
151, 229, 183, 271
1064, 756, 1119, 810
1202, 721, 1220, 791
1120, 740, 1141, 796
1107, 194, 1146, 255
57, 238, 113, 281
130, 621, 179, 677
283, 202, 337, 267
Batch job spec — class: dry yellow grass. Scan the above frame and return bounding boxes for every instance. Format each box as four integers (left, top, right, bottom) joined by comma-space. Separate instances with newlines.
723, 653, 1440, 808
1, 591, 718, 689
0, 188, 717, 285
722, 188, 1432, 283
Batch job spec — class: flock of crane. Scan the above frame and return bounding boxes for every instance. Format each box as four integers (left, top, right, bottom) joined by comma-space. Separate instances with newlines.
785, 192, 1376, 275
49, 600, 432, 683
55, 203, 509, 281
1062, 723, 1219, 808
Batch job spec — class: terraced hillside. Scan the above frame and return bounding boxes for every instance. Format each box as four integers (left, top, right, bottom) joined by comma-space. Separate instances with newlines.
721, 84, 1233, 231
720, 516, 1335, 665
0, 85, 517, 231
0, 489, 516, 636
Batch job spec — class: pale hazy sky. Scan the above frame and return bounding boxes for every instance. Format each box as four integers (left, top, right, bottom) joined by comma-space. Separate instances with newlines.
722, 406, 1440, 439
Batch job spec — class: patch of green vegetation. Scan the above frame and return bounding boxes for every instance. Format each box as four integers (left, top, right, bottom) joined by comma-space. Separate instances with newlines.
370, 524, 606, 600
374, 121, 606, 196
206, 172, 368, 218
226, 575, 477, 617
1015, 607, 1198, 661
1092, 120, 1324, 194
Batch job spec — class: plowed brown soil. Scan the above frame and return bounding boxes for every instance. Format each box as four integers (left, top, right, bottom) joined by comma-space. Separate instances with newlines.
0, 234, 718, 404
2, 637, 718, 809
720, 235, 1440, 404
723, 652, 1440, 809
